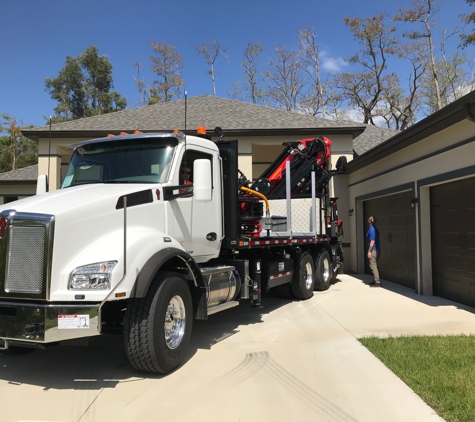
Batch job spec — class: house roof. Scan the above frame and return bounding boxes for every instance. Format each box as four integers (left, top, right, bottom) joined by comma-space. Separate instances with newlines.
347, 90, 475, 172
22, 95, 396, 155
0, 165, 38, 184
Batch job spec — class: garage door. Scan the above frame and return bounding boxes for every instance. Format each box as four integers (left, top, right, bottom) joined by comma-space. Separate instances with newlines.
364, 192, 416, 288
431, 177, 475, 307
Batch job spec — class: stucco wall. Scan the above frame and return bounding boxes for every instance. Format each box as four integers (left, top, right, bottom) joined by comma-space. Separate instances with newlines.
347, 118, 475, 294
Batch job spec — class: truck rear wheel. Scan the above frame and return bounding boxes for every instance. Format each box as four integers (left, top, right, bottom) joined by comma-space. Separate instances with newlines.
124, 271, 193, 373
331, 247, 344, 281
291, 252, 315, 300
314, 250, 331, 291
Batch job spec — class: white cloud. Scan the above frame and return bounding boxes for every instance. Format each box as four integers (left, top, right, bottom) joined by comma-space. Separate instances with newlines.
322, 57, 349, 72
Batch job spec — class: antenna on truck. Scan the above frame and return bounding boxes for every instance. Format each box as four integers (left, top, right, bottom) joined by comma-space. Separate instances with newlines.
184, 90, 187, 162
47, 116, 52, 192
184, 90, 187, 132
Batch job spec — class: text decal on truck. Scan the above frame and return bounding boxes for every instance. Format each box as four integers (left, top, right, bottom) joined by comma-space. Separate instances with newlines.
58, 315, 90, 329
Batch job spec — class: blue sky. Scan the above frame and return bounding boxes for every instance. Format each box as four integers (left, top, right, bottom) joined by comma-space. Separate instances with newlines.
2, 0, 473, 128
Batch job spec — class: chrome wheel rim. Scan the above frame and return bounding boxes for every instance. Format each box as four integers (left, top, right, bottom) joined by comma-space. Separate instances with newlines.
164, 295, 186, 349
305, 261, 314, 290
323, 257, 330, 282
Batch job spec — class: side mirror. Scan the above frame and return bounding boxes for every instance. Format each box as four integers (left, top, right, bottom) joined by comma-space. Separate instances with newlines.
36, 175, 48, 195
193, 159, 212, 202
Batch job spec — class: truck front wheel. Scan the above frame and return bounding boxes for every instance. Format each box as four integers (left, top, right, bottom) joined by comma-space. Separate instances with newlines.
124, 272, 193, 373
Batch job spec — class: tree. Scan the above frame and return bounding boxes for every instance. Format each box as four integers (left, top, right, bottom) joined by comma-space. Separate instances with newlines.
195, 40, 228, 96
230, 42, 266, 104
379, 40, 426, 129
265, 45, 306, 111
393, 0, 443, 111
0, 114, 37, 173
297, 27, 327, 117
420, 51, 471, 113
133, 62, 148, 107
460, 0, 475, 47
334, 15, 398, 125
45, 46, 126, 121
148, 42, 184, 104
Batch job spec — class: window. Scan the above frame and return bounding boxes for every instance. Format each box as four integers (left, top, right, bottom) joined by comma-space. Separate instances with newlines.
4, 196, 18, 204
180, 150, 213, 187
62, 137, 178, 188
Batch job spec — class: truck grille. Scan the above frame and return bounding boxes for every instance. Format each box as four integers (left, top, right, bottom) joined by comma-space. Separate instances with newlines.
0, 211, 54, 300
6, 226, 46, 294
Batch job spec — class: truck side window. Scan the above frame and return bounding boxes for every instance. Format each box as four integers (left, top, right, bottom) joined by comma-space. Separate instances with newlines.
179, 151, 213, 190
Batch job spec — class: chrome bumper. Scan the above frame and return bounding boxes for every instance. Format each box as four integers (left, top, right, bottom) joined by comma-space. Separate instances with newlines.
0, 301, 100, 345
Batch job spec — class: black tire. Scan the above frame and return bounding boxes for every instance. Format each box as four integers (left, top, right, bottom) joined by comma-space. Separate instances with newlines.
331, 247, 344, 281
124, 271, 193, 373
314, 250, 332, 291
291, 252, 315, 300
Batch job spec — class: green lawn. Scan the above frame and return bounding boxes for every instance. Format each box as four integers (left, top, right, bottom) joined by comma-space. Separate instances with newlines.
359, 335, 475, 422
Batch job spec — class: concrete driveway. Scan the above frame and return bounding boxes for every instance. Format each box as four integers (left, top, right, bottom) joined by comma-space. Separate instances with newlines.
1, 274, 474, 422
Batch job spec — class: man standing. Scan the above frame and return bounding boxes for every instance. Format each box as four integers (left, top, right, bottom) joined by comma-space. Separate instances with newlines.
366, 216, 381, 287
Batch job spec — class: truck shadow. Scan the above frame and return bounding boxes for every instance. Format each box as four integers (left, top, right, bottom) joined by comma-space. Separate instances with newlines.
0, 294, 293, 390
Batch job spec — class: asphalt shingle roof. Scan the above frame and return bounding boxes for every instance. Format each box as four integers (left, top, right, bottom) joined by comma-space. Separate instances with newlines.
0, 165, 38, 182
28, 95, 368, 132
24, 95, 398, 156
353, 124, 399, 156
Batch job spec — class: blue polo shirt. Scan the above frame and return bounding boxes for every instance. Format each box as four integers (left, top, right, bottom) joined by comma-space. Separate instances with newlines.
366, 226, 380, 251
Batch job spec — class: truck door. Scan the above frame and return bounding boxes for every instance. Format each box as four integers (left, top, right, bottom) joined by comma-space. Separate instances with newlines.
173, 149, 222, 261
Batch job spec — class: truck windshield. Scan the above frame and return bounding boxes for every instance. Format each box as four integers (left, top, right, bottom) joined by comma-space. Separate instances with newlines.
61, 137, 177, 188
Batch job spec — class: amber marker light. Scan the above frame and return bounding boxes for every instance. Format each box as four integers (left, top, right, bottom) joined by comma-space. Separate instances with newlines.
115, 292, 126, 298
197, 126, 207, 135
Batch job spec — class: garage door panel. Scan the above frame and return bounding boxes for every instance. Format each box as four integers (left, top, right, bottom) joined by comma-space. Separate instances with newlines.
437, 277, 466, 296
392, 247, 410, 261
431, 176, 475, 308
467, 232, 475, 248
434, 252, 462, 272
390, 196, 408, 213
434, 214, 460, 233
391, 232, 410, 246
364, 191, 415, 288
469, 257, 475, 275
376, 216, 391, 228
436, 232, 464, 249
378, 199, 392, 214
392, 266, 414, 287
435, 275, 475, 301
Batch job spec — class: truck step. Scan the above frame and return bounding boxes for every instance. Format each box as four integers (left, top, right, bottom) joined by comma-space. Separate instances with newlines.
207, 301, 239, 316
200, 266, 235, 276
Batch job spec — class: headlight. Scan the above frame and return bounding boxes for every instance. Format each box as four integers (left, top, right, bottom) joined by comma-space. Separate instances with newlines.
69, 261, 118, 290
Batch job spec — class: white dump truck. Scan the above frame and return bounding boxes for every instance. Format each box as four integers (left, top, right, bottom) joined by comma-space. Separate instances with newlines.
0, 127, 345, 373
